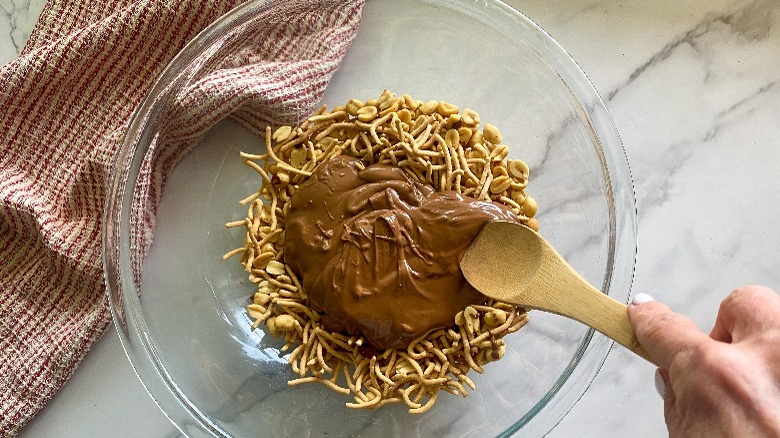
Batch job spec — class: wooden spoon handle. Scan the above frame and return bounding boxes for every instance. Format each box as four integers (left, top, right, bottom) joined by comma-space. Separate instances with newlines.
460, 221, 656, 365
531, 258, 655, 364
565, 285, 655, 364
512, 235, 655, 365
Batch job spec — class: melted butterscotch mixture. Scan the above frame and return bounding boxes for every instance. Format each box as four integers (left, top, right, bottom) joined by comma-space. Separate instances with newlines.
285, 156, 518, 349
225, 91, 537, 413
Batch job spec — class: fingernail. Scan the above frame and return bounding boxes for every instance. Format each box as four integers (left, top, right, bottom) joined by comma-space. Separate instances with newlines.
632, 293, 655, 305
654, 368, 665, 398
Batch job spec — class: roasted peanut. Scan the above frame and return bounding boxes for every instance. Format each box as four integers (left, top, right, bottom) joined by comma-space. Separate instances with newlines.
346, 98, 363, 116
357, 105, 378, 122
402, 94, 418, 109
483, 309, 507, 327
445, 129, 460, 147
467, 129, 483, 147
437, 101, 459, 117
522, 196, 538, 218
247, 305, 266, 321
527, 217, 539, 231
443, 113, 461, 129
398, 108, 412, 123
252, 252, 274, 269
290, 147, 308, 168
483, 123, 502, 144
491, 165, 509, 178
508, 159, 529, 180
510, 189, 526, 205
275, 314, 297, 331
420, 100, 438, 115
454, 310, 465, 326
266, 260, 286, 276
272, 126, 292, 143
457, 126, 473, 144
461, 108, 480, 126
489, 175, 511, 194
490, 144, 509, 161
252, 292, 271, 306
377, 90, 395, 109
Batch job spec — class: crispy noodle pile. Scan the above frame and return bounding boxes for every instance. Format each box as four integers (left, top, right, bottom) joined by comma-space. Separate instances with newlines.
224, 90, 539, 413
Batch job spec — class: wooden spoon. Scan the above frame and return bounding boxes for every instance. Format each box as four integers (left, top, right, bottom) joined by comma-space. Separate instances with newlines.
460, 221, 655, 364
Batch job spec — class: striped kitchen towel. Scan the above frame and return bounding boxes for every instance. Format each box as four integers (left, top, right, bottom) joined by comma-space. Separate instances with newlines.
0, 0, 364, 434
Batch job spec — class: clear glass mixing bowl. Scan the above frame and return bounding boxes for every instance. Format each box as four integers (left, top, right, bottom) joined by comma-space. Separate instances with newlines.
104, 0, 637, 436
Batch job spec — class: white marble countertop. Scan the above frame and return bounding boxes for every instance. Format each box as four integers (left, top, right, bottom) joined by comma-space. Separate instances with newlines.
5, 0, 779, 436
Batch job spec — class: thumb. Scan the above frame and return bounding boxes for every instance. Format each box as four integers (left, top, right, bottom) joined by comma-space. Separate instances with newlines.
627, 294, 710, 369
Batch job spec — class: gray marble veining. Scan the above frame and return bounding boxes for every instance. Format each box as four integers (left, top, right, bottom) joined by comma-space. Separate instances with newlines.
0, 0, 45, 64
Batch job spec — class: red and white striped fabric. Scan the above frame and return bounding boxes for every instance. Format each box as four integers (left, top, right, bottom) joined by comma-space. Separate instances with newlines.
0, 0, 364, 434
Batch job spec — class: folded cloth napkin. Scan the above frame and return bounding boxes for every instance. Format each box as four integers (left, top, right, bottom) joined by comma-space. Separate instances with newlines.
0, 0, 364, 434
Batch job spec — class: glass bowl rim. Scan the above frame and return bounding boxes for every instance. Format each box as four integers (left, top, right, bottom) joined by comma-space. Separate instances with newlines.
103, 0, 638, 436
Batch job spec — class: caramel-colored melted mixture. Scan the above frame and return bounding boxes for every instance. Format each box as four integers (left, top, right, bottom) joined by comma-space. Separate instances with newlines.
284, 156, 519, 350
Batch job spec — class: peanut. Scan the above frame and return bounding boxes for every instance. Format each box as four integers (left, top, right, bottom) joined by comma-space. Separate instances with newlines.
483, 123, 502, 144
272, 126, 292, 143
508, 159, 529, 180
346, 98, 363, 116
420, 100, 438, 115
266, 260, 286, 276
522, 196, 538, 218
489, 175, 511, 194
437, 101, 459, 117
252, 252, 274, 269
461, 108, 480, 126
275, 314, 297, 331
357, 105, 378, 122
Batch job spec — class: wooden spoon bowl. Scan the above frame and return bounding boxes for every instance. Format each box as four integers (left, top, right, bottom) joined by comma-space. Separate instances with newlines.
460, 221, 654, 364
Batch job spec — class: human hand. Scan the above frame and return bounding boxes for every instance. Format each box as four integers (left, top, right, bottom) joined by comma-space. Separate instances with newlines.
627, 285, 780, 438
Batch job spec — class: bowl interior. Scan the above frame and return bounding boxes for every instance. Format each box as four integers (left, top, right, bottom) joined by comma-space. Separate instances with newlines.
106, 0, 635, 436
